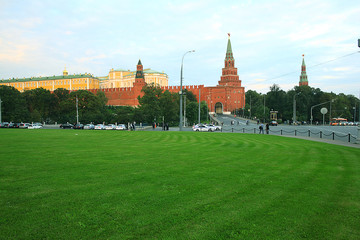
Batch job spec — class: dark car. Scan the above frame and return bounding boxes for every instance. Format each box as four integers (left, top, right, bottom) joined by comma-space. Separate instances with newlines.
73, 123, 84, 129
60, 123, 74, 129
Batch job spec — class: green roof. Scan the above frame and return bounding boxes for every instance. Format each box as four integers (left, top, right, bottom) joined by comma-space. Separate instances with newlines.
225, 38, 234, 61
0, 74, 98, 83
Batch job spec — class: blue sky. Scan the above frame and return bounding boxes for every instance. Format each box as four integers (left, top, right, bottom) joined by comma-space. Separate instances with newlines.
0, 0, 359, 96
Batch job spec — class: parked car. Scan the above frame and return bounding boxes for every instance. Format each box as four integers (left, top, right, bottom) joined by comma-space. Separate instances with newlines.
116, 124, 127, 130
19, 123, 30, 129
94, 124, 105, 130
73, 123, 84, 129
270, 121, 278, 126
28, 123, 43, 129
84, 124, 95, 130
0, 122, 9, 128
60, 123, 74, 129
14, 123, 22, 128
105, 124, 116, 130
193, 124, 211, 132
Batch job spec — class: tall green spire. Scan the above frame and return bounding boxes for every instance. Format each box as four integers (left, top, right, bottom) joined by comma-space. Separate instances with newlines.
225, 34, 234, 61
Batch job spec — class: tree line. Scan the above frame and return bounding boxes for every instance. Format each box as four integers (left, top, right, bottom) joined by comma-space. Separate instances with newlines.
239, 84, 359, 123
0, 84, 209, 126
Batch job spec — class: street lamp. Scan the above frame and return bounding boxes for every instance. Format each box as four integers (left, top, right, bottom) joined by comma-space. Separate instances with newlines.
179, 50, 195, 131
310, 99, 335, 125
0, 97, 2, 123
293, 92, 301, 124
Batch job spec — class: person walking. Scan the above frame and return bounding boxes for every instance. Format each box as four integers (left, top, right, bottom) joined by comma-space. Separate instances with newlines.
266, 123, 269, 134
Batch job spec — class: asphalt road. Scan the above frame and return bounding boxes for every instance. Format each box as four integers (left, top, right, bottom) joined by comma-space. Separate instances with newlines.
215, 115, 359, 144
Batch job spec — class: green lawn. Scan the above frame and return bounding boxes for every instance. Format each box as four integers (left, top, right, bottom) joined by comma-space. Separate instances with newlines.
0, 129, 359, 239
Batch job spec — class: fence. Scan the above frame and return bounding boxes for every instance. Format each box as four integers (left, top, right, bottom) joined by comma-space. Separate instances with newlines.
220, 127, 358, 144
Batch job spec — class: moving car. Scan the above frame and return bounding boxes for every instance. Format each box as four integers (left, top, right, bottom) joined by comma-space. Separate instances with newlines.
270, 121, 278, 126
206, 124, 221, 131
193, 124, 211, 132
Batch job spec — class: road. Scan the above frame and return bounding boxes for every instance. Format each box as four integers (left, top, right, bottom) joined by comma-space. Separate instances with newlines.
215, 115, 359, 144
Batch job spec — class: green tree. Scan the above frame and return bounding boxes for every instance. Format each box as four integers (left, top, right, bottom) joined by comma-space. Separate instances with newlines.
0, 86, 29, 122
137, 84, 163, 124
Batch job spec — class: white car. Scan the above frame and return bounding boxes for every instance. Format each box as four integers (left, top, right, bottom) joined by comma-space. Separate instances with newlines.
94, 124, 105, 130
193, 124, 211, 132
116, 124, 126, 130
28, 123, 43, 129
84, 124, 94, 130
206, 124, 221, 131
105, 124, 116, 130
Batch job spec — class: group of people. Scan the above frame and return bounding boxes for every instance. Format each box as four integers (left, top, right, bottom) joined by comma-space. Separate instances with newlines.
258, 123, 270, 134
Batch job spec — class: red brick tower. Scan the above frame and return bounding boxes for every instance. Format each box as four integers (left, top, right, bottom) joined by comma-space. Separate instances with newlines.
218, 34, 242, 87
299, 54, 309, 86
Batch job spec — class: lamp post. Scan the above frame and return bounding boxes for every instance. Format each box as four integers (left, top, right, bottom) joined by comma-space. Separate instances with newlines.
310, 99, 335, 125
179, 50, 195, 131
293, 92, 301, 124
0, 97, 2, 123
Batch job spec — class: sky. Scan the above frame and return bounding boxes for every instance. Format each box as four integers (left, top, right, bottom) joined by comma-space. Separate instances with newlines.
0, 0, 359, 96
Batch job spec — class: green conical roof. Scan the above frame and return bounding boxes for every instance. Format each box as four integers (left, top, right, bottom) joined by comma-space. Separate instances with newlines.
225, 37, 234, 60
138, 59, 142, 65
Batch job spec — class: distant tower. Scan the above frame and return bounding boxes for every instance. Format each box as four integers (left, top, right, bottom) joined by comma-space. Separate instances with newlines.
63, 66, 68, 76
218, 33, 241, 87
134, 59, 146, 87
299, 55, 308, 86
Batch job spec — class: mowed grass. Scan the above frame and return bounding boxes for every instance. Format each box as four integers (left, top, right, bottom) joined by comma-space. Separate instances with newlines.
0, 129, 359, 240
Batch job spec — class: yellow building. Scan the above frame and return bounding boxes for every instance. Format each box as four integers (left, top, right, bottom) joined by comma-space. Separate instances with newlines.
0, 68, 100, 92
100, 67, 168, 89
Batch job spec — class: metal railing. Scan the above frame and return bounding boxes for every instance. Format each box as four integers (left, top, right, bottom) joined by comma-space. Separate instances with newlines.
220, 127, 358, 144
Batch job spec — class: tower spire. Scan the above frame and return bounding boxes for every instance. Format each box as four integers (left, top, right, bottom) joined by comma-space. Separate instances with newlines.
299, 54, 309, 86
225, 33, 233, 61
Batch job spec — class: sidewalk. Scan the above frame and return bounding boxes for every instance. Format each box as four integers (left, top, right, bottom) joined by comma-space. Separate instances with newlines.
281, 135, 360, 149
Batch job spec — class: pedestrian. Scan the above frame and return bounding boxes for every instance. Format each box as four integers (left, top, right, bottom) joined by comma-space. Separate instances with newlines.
259, 123, 264, 134
266, 123, 269, 134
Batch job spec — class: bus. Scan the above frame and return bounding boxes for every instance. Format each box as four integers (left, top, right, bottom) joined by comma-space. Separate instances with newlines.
330, 118, 347, 126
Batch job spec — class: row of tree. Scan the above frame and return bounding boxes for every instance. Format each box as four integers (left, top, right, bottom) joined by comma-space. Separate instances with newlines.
239, 84, 359, 123
0, 84, 209, 126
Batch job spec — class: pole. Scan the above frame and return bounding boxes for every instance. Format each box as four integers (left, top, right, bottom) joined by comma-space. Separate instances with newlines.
184, 92, 186, 127
198, 88, 201, 124
0, 97, 2, 123
249, 95, 252, 119
179, 50, 194, 131
310, 99, 334, 125
263, 94, 266, 123
76, 95, 79, 124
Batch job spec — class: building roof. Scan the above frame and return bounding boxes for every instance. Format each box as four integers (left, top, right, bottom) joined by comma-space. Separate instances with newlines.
0, 73, 98, 83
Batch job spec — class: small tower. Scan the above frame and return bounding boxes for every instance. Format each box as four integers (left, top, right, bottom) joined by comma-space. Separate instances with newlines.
299, 55, 308, 86
134, 59, 146, 87
63, 66, 69, 76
